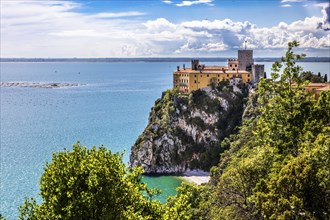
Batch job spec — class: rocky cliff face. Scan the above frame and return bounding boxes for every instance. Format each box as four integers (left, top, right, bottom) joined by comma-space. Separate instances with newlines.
129, 82, 249, 174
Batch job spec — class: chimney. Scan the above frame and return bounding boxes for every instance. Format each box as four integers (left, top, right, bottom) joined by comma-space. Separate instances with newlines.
177, 66, 180, 71
183, 64, 185, 70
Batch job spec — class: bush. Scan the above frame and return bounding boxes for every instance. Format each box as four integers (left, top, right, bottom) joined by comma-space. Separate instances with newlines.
19, 142, 162, 220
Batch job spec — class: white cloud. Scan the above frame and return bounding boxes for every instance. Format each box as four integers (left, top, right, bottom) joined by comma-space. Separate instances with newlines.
92, 11, 145, 18
314, 2, 329, 8
1, 0, 329, 57
281, 0, 305, 2
162, 0, 173, 4
49, 30, 105, 37
281, 4, 292, 7
143, 18, 177, 32
313, 2, 330, 30
176, 0, 214, 7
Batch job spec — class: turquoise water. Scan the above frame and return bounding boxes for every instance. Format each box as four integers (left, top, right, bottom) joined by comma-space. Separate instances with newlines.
0, 62, 184, 219
0, 61, 328, 219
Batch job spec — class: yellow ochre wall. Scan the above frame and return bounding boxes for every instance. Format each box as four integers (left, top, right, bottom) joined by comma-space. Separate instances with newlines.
173, 71, 252, 93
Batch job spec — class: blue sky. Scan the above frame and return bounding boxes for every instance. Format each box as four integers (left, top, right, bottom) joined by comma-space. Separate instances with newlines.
1, 0, 330, 57
75, 0, 323, 26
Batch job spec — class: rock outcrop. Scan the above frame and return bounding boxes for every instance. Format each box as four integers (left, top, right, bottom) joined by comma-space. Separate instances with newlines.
130, 81, 249, 174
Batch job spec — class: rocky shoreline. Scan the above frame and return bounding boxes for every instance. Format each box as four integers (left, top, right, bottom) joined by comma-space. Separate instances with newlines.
0, 82, 82, 88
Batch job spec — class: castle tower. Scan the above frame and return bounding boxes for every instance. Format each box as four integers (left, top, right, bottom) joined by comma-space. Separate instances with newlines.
238, 50, 253, 71
191, 59, 199, 70
252, 64, 265, 84
227, 59, 239, 71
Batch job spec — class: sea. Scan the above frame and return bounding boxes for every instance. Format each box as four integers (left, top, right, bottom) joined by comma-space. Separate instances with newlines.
0, 61, 329, 219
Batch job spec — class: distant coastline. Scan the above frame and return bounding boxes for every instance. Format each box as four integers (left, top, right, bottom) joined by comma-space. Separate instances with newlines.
1, 57, 329, 63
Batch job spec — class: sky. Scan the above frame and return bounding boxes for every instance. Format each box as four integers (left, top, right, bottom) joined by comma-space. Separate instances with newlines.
1, 0, 330, 58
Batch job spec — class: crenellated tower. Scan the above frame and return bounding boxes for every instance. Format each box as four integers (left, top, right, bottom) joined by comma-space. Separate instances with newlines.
238, 50, 253, 71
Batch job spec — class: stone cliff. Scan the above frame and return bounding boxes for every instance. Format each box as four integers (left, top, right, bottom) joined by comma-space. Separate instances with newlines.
129, 81, 249, 174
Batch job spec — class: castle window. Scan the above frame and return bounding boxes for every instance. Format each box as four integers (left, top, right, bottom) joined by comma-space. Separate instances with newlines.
194, 80, 197, 83
195, 75, 196, 77
207, 74, 209, 77
248, 74, 250, 77
233, 68, 235, 71
227, 74, 229, 77
235, 64, 237, 67
230, 64, 232, 67
201, 75, 202, 77
218, 74, 219, 77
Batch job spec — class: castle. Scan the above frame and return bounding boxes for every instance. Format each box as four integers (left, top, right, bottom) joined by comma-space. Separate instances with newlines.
173, 50, 265, 93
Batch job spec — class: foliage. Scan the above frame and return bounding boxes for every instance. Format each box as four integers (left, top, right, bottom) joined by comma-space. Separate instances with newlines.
18, 197, 37, 220
163, 183, 211, 220
165, 41, 330, 219
212, 41, 330, 219
299, 71, 325, 83
19, 142, 162, 220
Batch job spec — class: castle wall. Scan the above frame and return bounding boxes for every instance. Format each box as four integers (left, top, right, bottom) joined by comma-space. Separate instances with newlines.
173, 71, 190, 92
174, 70, 252, 93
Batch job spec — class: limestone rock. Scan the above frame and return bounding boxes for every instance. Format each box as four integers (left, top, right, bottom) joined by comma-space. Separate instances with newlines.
129, 82, 249, 174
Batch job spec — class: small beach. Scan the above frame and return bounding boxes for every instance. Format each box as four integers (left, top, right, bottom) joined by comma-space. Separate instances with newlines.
179, 170, 210, 185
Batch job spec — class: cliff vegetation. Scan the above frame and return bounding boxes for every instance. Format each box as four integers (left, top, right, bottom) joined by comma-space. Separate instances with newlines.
162, 41, 330, 219
130, 81, 249, 174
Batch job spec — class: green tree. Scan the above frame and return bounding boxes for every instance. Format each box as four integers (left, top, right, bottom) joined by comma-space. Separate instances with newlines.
299, 71, 325, 83
163, 183, 211, 220
256, 41, 311, 156
199, 41, 330, 219
19, 142, 162, 220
